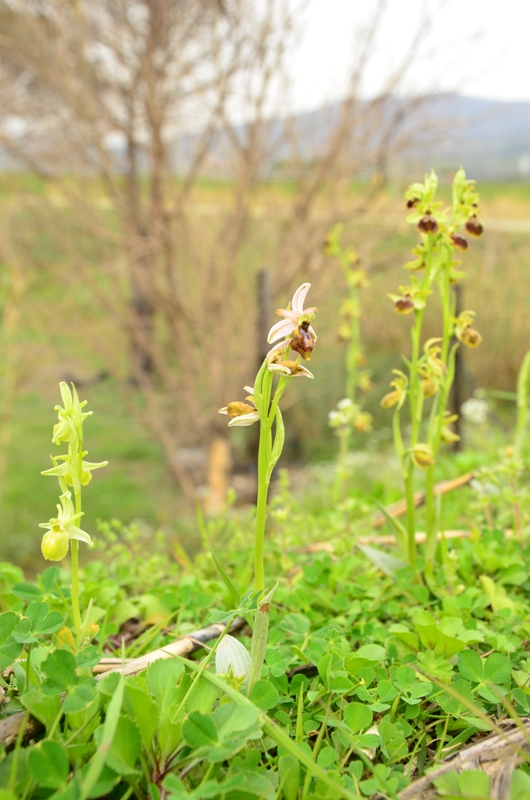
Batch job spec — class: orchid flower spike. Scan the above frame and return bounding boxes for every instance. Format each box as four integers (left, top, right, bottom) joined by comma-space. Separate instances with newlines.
267, 283, 317, 361
219, 386, 260, 427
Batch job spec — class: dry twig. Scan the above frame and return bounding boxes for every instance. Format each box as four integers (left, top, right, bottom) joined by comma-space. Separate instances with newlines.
396, 717, 530, 800
371, 472, 474, 529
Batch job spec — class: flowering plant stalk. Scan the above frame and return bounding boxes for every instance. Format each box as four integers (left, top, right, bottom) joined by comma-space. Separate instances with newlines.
383, 169, 483, 567
40, 382, 107, 642
325, 225, 372, 500
220, 283, 317, 591
324, 224, 371, 404
423, 168, 484, 563
515, 350, 530, 461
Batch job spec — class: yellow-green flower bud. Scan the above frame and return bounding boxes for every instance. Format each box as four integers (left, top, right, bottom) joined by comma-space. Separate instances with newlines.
381, 390, 400, 408
411, 444, 435, 469
421, 377, 438, 398
224, 401, 256, 418
41, 526, 69, 561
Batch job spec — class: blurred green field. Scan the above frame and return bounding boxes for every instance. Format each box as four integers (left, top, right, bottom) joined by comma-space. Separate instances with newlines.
0, 175, 529, 567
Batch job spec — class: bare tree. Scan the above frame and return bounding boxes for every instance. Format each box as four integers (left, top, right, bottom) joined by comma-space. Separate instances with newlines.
0, 0, 460, 500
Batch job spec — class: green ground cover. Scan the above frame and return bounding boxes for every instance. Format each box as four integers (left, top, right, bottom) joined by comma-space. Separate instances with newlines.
2, 463, 530, 799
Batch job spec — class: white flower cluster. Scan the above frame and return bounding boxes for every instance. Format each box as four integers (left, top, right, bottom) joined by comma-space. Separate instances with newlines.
328, 398, 356, 429
461, 397, 488, 425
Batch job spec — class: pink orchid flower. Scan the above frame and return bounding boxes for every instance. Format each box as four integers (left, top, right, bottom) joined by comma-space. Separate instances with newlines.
267, 283, 317, 361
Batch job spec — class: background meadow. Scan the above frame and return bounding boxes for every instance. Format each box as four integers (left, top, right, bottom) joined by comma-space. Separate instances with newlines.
0, 176, 528, 567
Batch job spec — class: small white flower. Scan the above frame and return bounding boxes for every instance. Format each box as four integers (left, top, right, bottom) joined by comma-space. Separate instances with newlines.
215, 635, 251, 682
337, 398, 354, 410
469, 478, 499, 496
461, 397, 488, 425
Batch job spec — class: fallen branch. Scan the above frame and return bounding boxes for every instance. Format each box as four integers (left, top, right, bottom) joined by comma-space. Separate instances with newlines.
371, 472, 474, 529
294, 531, 474, 555
360, 529, 471, 546
93, 657, 132, 674
358, 529, 514, 547
396, 717, 530, 800
101, 617, 246, 678
0, 616, 246, 749
294, 472, 476, 554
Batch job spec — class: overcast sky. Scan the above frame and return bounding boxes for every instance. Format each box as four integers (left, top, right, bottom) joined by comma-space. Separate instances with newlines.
287, 0, 530, 113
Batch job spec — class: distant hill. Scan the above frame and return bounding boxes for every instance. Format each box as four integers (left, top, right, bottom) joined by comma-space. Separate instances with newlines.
274, 93, 530, 181
2, 93, 528, 182
169, 93, 530, 183
396, 94, 530, 181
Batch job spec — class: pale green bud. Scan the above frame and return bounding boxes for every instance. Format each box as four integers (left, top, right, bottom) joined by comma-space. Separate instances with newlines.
41, 526, 69, 561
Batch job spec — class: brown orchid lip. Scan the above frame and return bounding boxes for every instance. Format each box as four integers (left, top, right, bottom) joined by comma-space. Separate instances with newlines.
466, 217, 484, 237
290, 325, 315, 360
395, 297, 414, 313
417, 214, 438, 234
461, 327, 482, 347
450, 233, 469, 251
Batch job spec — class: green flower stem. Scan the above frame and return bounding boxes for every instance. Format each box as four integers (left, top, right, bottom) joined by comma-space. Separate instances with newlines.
70, 539, 82, 641
403, 307, 425, 563
345, 283, 361, 403
404, 472, 417, 565
247, 585, 276, 694
427, 253, 454, 445
334, 429, 349, 503
335, 246, 362, 404
515, 351, 530, 459
425, 246, 457, 560
267, 374, 289, 425
254, 365, 290, 592
254, 424, 271, 593
402, 236, 436, 565
172, 623, 230, 723
424, 467, 436, 565
69, 417, 84, 642
25, 643, 32, 692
